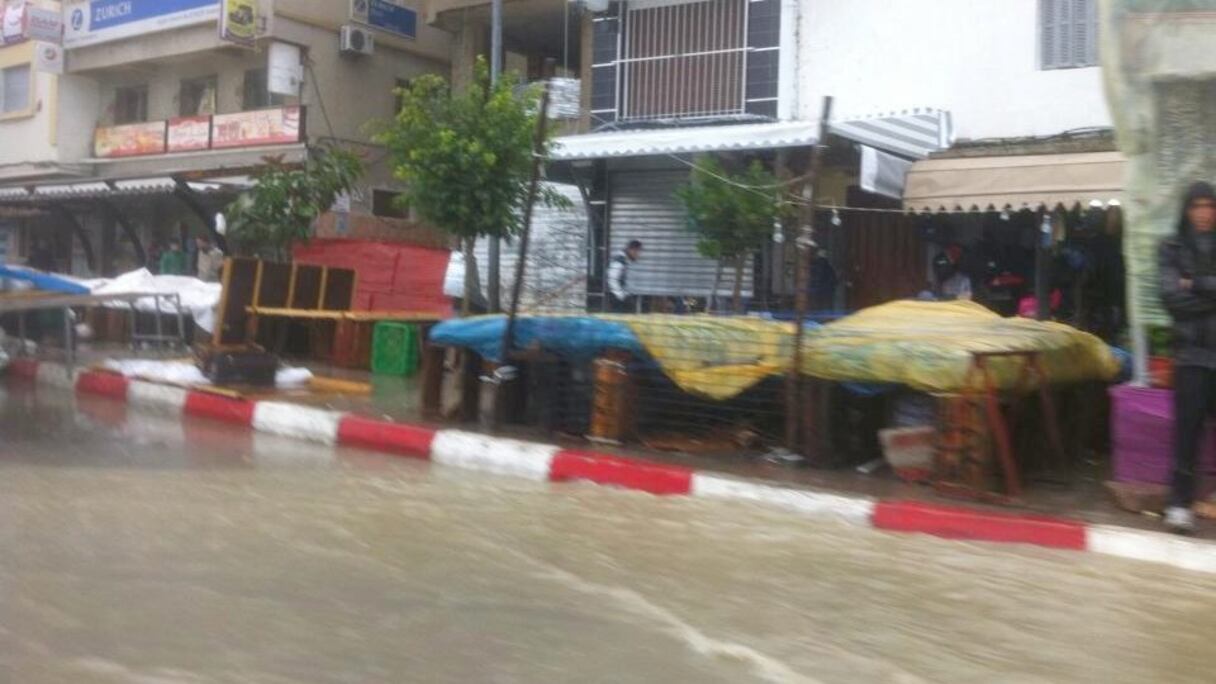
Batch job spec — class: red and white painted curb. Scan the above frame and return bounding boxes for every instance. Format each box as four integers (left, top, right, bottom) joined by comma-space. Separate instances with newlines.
9, 358, 1216, 575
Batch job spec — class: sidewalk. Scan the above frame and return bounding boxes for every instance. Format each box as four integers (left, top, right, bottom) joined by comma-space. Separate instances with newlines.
7, 354, 1216, 575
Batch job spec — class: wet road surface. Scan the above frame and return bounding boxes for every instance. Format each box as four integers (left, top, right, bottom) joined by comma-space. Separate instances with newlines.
1, 381, 1214, 683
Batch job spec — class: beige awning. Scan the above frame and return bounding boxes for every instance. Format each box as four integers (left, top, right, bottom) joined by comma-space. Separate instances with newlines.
903, 151, 1125, 211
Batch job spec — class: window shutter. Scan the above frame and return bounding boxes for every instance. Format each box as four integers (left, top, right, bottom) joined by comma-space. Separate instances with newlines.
1055, 0, 1073, 67
1041, 0, 1058, 68
1072, 0, 1094, 67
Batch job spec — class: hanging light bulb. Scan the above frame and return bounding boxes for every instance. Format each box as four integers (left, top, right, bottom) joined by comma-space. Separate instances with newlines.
999, 208, 1011, 221
831, 209, 842, 226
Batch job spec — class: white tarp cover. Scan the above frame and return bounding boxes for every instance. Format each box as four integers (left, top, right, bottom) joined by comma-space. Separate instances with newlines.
103, 359, 313, 388
82, 269, 222, 333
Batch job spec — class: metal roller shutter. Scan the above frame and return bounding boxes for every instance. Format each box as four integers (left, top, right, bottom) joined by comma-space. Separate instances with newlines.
609, 169, 752, 298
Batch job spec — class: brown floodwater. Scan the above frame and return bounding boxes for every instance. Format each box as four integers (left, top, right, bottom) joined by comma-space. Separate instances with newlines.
1, 382, 1214, 683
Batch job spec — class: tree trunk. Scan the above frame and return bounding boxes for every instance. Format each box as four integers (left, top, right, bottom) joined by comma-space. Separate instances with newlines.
462, 237, 475, 317
710, 259, 725, 313
732, 256, 745, 314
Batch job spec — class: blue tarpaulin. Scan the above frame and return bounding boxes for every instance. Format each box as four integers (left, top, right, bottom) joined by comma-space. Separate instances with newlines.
429, 316, 645, 364
0, 266, 89, 295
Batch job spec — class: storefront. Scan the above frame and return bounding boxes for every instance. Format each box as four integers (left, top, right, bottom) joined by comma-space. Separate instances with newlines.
0, 107, 309, 276
551, 113, 951, 312
902, 142, 1127, 342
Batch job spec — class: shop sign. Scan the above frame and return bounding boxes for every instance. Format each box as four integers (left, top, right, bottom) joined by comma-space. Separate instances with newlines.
210, 106, 302, 149
25, 6, 62, 43
94, 121, 167, 158
64, 0, 220, 48
2, 2, 25, 44
267, 41, 302, 97
2, 3, 62, 45
167, 116, 211, 152
218, 0, 255, 47
351, 0, 416, 40
33, 41, 63, 74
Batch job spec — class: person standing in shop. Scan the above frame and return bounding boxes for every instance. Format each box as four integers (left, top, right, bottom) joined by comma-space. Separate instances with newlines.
608, 240, 643, 313
159, 239, 187, 276
1159, 181, 1216, 534
195, 235, 225, 282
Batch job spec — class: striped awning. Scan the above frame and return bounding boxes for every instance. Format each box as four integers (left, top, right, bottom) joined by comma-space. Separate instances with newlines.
828, 110, 953, 160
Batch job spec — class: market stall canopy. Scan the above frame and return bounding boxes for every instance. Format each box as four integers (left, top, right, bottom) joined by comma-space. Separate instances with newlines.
903, 151, 1126, 212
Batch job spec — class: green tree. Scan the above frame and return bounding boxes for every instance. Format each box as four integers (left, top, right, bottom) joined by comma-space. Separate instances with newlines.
676, 157, 785, 312
225, 147, 362, 260
375, 58, 565, 311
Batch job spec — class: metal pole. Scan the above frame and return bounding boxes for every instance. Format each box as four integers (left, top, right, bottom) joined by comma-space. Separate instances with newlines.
1035, 211, 1051, 321
501, 79, 553, 359
63, 306, 74, 377
785, 96, 833, 454
487, 0, 504, 313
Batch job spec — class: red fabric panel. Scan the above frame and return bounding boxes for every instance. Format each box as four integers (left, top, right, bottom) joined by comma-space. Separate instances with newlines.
293, 239, 451, 317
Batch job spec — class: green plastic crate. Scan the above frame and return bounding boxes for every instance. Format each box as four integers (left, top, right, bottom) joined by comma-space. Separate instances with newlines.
371, 322, 421, 376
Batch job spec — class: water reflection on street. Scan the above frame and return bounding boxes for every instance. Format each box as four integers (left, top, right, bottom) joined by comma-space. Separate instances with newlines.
1, 382, 1214, 683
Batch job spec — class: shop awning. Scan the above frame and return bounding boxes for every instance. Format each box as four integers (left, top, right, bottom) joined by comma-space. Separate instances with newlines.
828, 110, 951, 160
551, 112, 953, 162
550, 121, 821, 161
0, 176, 245, 204
903, 151, 1126, 211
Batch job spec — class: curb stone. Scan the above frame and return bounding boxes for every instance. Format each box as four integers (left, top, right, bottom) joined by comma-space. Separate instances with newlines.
9, 360, 1216, 574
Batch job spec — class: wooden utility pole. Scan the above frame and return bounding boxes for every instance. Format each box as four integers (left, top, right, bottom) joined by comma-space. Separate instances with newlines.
785, 96, 834, 453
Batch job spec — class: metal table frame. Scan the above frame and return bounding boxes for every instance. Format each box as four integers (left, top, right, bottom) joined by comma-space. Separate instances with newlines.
0, 292, 186, 375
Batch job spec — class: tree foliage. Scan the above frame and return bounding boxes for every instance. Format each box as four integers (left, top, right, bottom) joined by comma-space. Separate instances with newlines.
676, 157, 785, 311
225, 147, 363, 260
375, 58, 565, 245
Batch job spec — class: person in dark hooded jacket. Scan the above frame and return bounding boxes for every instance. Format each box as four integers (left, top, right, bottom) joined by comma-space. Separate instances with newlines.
1158, 181, 1216, 533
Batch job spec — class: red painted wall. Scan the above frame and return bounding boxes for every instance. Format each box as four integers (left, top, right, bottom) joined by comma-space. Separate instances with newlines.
293, 239, 450, 317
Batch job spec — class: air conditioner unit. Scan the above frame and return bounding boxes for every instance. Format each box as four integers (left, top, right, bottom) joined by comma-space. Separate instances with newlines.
340, 25, 374, 56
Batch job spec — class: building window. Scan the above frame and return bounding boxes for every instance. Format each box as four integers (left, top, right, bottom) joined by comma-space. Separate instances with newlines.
619, 0, 748, 121
0, 64, 32, 114
113, 85, 149, 124
242, 68, 286, 110
372, 189, 409, 219
179, 75, 218, 116
1041, 0, 1098, 69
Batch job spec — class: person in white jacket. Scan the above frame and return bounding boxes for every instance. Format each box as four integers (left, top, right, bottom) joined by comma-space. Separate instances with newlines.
607, 240, 643, 313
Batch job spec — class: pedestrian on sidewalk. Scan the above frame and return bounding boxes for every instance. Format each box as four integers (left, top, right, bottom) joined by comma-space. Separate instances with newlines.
1159, 181, 1216, 534
195, 235, 225, 282
159, 239, 187, 276
608, 240, 642, 313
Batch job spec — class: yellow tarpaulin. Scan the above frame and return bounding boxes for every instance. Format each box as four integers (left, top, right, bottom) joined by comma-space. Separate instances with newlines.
801, 300, 1121, 393
620, 315, 796, 401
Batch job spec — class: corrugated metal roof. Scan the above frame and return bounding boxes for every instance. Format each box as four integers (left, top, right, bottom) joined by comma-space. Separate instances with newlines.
550, 112, 952, 162
550, 120, 821, 161
0, 177, 234, 203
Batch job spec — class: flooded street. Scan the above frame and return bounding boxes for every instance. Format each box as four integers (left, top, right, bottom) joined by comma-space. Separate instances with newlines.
1, 382, 1215, 684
